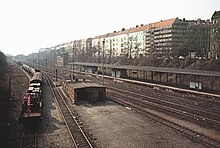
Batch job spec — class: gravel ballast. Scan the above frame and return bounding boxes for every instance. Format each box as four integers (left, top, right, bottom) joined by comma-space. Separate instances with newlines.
71, 100, 202, 148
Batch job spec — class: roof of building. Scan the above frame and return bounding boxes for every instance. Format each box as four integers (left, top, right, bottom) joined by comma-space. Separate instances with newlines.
128, 24, 147, 33
117, 28, 131, 35
68, 81, 105, 89
212, 11, 220, 19
148, 18, 177, 29
94, 34, 109, 39
94, 18, 177, 39
107, 31, 119, 37
74, 62, 220, 77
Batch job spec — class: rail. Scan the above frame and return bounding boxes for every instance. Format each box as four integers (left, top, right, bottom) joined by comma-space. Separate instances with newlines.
44, 72, 93, 148
107, 89, 220, 147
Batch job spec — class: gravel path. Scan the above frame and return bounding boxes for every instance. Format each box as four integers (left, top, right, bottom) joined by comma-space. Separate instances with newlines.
37, 79, 74, 148
71, 101, 203, 148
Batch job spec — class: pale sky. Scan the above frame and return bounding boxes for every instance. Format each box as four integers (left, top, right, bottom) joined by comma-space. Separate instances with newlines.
0, 0, 219, 56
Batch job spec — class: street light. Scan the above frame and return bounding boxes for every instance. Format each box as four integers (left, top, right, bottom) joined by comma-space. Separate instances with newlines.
32, 54, 34, 69
102, 39, 105, 85
44, 58, 47, 72
53, 47, 56, 81
102, 33, 109, 85
72, 41, 75, 79
38, 51, 40, 70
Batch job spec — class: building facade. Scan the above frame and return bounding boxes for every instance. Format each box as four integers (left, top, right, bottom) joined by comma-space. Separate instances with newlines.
145, 18, 210, 59
210, 11, 220, 59
105, 26, 146, 58
92, 34, 106, 57
127, 25, 146, 58
50, 15, 214, 62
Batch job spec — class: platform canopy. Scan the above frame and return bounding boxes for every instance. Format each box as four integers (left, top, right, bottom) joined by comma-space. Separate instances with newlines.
74, 62, 220, 77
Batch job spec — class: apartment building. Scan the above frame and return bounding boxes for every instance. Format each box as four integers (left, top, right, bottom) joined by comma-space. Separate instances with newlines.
85, 38, 93, 57
102, 18, 209, 59
145, 18, 177, 58
144, 18, 210, 59
210, 11, 220, 59
104, 26, 146, 58
105, 31, 117, 58
50, 16, 212, 62
183, 19, 210, 58
92, 34, 107, 57
105, 30, 130, 58
127, 25, 146, 58
80, 38, 92, 53
81, 38, 87, 51
115, 28, 130, 57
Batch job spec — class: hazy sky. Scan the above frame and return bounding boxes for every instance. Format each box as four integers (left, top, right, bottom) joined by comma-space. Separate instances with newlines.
0, 0, 219, 56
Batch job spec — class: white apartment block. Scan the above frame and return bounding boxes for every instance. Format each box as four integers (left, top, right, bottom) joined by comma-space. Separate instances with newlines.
92, 34, 106, 56
81, 38, 87, 51
127, 25, 146, 58
69, 17, 210, 60
114, 29, 130, 57
104, 26, 146, 58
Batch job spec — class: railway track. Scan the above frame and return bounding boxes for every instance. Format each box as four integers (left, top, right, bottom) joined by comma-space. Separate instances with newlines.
27, 62, 220, 147
20, 129, 37, 148
107, 86, 220, 129
44, 73, 93, 148
107, 90, 220, 147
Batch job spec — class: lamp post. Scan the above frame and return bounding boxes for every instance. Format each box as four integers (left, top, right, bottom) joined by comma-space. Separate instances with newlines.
46, 58, 47, 72
53, 47, 56, 81
102, 39, 105, 85
38, 51, 40, 70
72, 41, 75, 79
102, 33, 109, 85
32, 54, 34, 69
44, 55, 47, 73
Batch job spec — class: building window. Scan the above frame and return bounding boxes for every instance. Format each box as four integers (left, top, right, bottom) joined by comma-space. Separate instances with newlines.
213, 29, 215, 33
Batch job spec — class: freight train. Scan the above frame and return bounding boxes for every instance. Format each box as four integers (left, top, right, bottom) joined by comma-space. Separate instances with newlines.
19, 63, 43, 123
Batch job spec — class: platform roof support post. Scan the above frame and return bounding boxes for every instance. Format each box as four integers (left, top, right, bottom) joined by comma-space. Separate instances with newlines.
145, 71, 147, 81
102, 39, 105, 85
198, 75, 200, 91
151, 71, 153, 82
211, 76, 214, 91
159, 72, 162, 82
128, 69, 131, 78
176, 73, 178, 86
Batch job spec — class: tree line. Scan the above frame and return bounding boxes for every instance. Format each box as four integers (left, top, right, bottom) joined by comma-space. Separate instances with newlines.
0, 51, 7, 77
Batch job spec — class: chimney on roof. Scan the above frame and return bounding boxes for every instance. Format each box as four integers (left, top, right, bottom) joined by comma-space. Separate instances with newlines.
114, 31, 116, 33
183, 18, 185, 21
140, 24, 143, 26
206, 19, 210, 23
136, 25, 139, 27
160, 20, 163, 22
122, 28, 125, 31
